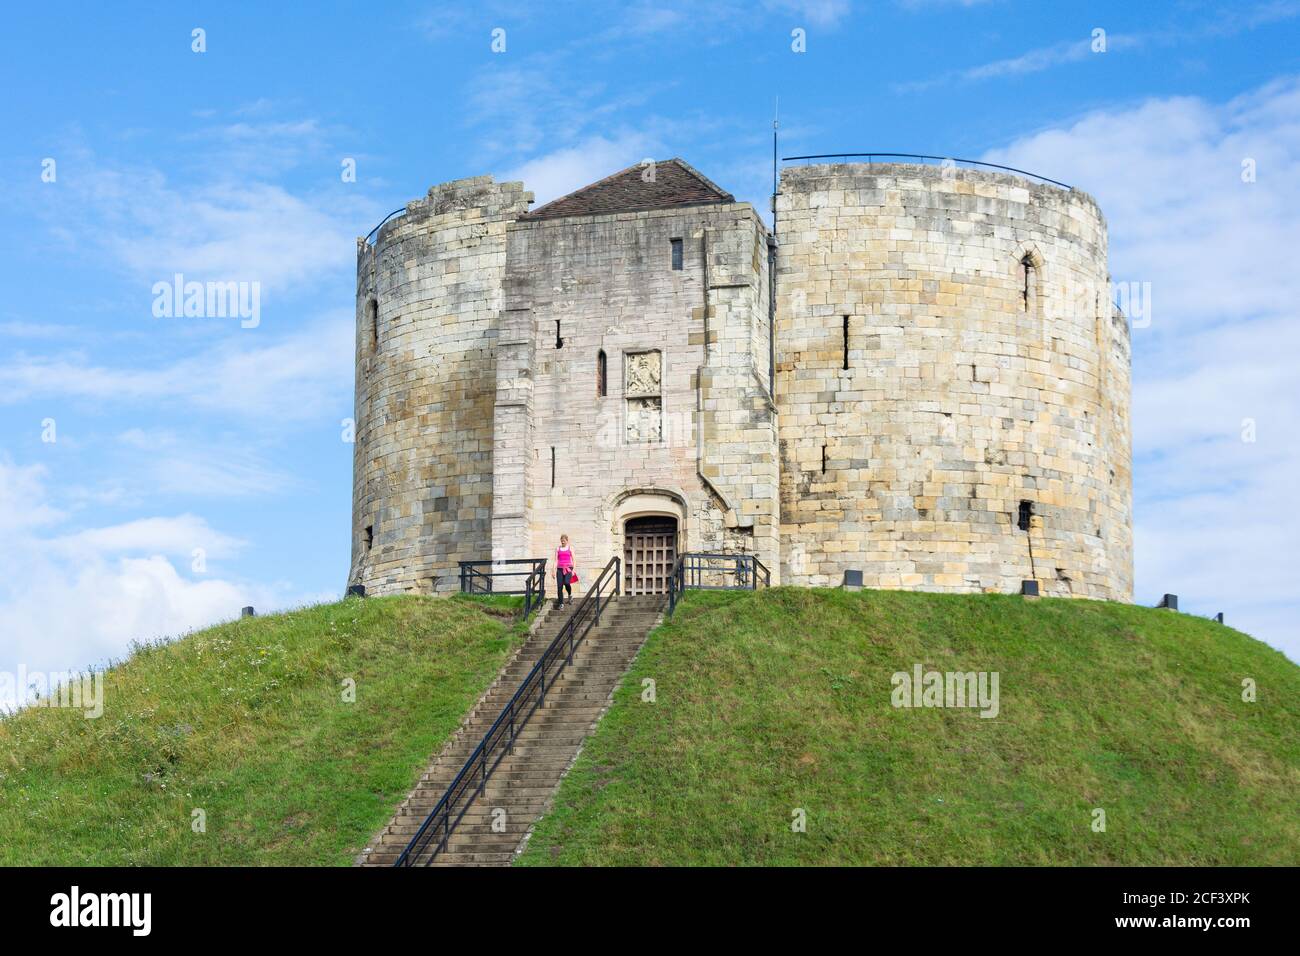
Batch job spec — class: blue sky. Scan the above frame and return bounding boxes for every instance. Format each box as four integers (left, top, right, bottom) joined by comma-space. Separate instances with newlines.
2, 0, 1298, 703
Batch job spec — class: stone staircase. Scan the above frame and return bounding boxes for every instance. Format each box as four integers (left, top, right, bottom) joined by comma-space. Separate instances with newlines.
359, 594, 665, 866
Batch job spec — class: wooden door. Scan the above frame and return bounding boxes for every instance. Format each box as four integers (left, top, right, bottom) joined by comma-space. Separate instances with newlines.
623, 517, 677, 595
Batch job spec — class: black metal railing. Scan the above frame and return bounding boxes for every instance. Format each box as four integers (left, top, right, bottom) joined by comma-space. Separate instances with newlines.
667, 552, 771, 615
458, 559, 548, 616
364, 207, 406, 245
395, 555, 622, 867
781, 153, 1072, 190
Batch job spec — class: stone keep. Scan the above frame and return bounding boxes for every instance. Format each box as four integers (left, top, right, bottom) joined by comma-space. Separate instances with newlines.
349, 159, 1133, 602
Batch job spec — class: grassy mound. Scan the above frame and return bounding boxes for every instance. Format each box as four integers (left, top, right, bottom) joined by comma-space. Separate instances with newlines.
0, 594, 528, 865
519, 588, 1299, 866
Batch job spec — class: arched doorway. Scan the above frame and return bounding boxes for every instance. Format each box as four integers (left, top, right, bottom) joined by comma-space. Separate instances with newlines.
623, 515, 678, 595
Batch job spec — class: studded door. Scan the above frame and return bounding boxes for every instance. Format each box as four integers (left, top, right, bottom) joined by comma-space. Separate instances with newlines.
623, 516, 677, 595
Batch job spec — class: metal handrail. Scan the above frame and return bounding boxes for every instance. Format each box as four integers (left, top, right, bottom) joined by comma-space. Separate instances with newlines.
458, 559, 547, 616
781, 153, 1072, 190
364, 207, 407, 245
395, 555, 622, 866
667, 552, 771, 615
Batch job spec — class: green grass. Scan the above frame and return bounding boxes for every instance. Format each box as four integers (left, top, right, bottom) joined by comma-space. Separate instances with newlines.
519, 588, 1300, 866
0, 594, 529, 865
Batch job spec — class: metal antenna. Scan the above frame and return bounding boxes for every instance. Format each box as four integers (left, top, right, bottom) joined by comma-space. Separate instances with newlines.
772, 97, 779, 222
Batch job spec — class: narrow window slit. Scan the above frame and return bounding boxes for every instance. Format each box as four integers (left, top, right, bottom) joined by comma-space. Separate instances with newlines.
554, 320, 564, 349
364, 525, 374, 550
842, 315, 850, 370
550, 447, 556, 488
821, 444, 827, 474
1021, 255, 1037, 313
597, 350, 607, 397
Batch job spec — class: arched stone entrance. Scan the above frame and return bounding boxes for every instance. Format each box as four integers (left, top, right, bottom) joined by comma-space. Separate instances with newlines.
608, 489, 686, 595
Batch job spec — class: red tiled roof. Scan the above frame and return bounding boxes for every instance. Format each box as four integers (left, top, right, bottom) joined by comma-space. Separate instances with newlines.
520, 158, 734, 220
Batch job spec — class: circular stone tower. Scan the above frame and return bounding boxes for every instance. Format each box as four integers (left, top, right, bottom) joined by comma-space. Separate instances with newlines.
349, 176, 532, 596
775, 162, 1132, 600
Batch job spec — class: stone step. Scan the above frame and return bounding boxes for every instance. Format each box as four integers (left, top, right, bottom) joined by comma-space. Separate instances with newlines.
364, 592, 662, 867
392, 801, 554, 821
392, 803, 554, 822
427, 852, 517, 867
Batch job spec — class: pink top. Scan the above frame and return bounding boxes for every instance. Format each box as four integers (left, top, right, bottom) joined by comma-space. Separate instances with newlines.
556, 546, 574, 570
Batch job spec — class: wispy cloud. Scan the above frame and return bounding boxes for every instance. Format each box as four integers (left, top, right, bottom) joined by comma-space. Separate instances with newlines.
760, 0, 852, 27
24, 116, 375, 298
0, 460, 321, 710
894, 34, 1139, 93
500, 132, 664, 205
0, 321, 78, 340
897, 0, 994, 8
987, 76, 1300, 660
0, 312, 354, 423
895, 1, 1298, 93
115, 429, 297, 499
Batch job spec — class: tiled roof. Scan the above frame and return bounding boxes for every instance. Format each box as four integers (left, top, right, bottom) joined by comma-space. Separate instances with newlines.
520, 158, 734, 220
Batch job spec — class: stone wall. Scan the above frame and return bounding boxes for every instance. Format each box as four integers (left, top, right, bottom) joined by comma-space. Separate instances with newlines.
774, 163, 1133, 600
498, 203, 779, 586
348, 161, 1133, 605
697, 211, 780, 575
349, 176, 532, 595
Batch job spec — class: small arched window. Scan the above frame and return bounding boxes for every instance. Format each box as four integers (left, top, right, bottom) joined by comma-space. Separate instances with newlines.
597, 350, 607, 397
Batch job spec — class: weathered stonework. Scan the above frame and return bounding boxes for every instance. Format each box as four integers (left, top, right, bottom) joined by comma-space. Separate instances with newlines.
349, 159, 1133, 603
349, 177, 532, 595
496, 198, 779, 587
775, 163, 1132, 599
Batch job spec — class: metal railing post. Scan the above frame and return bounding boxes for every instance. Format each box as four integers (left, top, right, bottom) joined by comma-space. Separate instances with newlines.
394, 554, 621, 866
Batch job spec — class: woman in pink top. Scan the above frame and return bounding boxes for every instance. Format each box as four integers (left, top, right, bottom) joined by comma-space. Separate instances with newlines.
555, 535, 575, 607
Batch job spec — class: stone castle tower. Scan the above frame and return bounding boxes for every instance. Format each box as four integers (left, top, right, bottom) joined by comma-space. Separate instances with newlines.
349, 159, 1132, 601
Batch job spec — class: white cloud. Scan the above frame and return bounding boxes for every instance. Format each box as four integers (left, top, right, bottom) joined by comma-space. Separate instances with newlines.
26, 118, 372, 298
0, 461, 318, 711
0, 312, 354, 423
760, 0, 852, 27
895, 3, 1299, 93
96, 177, 354, 293
0, 461, 66, 535
894, 35, 1139, 93
54, 515, 246, 561
897, 0, 993, 7
501, 133, 663, 206
986, 77, 1300, 661
0, 321, 77, 340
